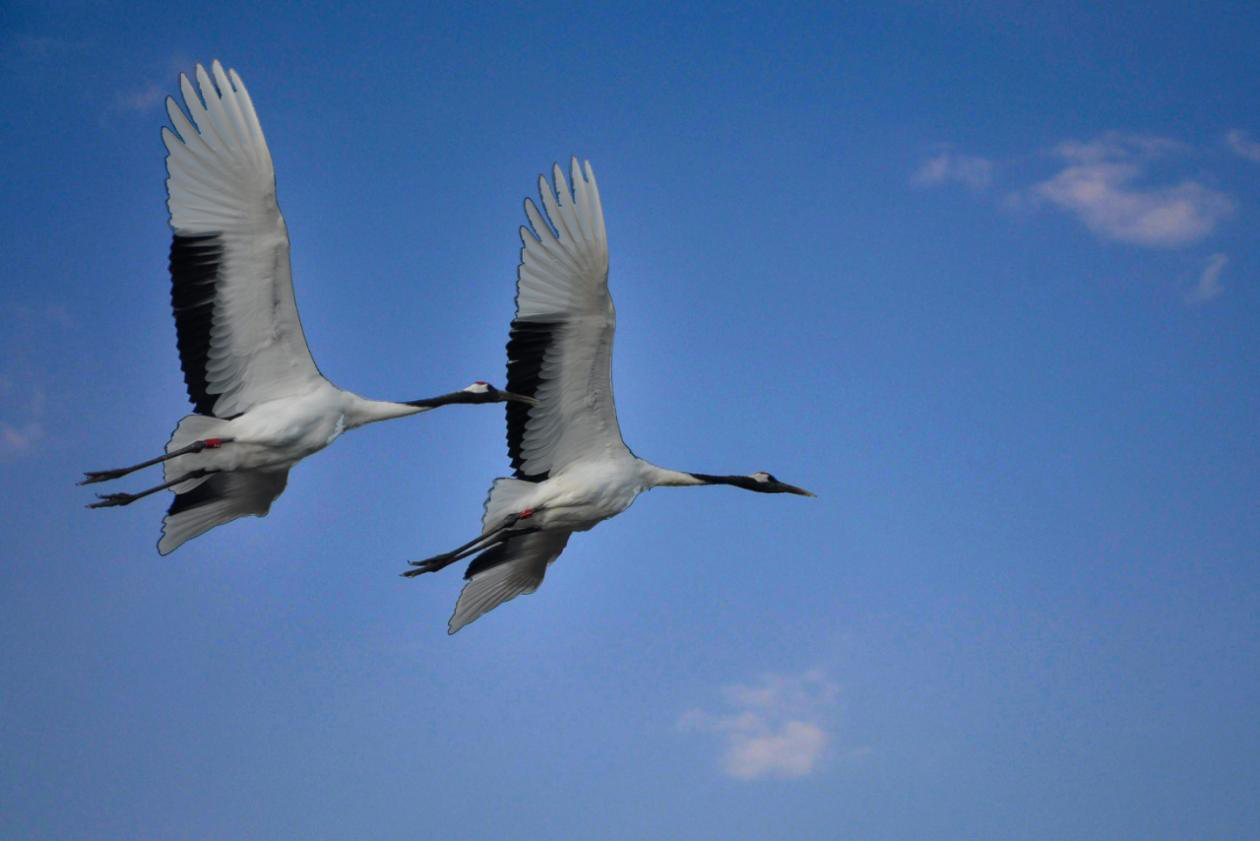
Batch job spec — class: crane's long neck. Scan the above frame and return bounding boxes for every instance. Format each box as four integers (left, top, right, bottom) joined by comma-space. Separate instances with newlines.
638, 461, 813, 496
343, 395, 429, 428
638, 462, 774, 492
344, 387, 506, 428
638, 462, 729, 489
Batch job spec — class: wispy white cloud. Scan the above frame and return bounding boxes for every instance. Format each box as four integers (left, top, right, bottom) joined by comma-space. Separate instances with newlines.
113, 82, 165, 115
104, 56, 196, 120
920, 133, 1235, 252
1030, 133, 1233, 247
0, 306, 69, 459
1050, 133, 1187, 164
912, 149, 994, 191
0, 380, 45, 459
1225, 129, 1260, 163
1, 419, 44, 455
1186, 253, 1228, 304
680, 669, 839, 780
1033, 163, 1231, 247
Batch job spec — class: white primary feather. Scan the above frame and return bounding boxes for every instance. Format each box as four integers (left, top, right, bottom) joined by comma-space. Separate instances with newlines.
163, 60, 323, 418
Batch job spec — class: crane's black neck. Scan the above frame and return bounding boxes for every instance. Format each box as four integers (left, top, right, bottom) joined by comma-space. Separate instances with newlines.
406, 390, 498, 408
688, 473, 766, 491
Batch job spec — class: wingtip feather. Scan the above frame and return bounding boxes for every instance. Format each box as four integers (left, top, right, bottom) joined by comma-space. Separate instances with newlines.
552, 162, 569, 202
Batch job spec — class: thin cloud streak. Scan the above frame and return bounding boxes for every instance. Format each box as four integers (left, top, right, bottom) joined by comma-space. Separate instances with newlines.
1051, 133, 1187, 163
0, 380, 45, 459
113, 82, 165, 115
1225, 129, 1260, 163
1, 420, 44, 455
1187, 253, 1228, 303
912, 150, 994, 191
680, 669, 839, 780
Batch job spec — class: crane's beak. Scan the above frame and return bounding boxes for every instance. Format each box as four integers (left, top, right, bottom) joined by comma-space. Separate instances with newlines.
780, 482, 815, 497
501, 390, 540, 407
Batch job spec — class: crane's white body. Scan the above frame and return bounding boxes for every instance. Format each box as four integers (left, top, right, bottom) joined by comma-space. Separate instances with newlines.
480, 459, 694, 534
437, 160, 800, 633
164, 386, 423, 482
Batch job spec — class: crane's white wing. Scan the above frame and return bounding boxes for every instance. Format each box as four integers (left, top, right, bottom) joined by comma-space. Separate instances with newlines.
448, 530, 572, 633
158, 467, 290, 555
506, 158, 629, 481
163, 61, 324, 418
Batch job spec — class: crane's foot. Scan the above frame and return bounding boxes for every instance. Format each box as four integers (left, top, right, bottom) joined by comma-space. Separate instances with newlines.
79, 468, 133, 485
88, 492, 138, 509
401, 554, 456, 577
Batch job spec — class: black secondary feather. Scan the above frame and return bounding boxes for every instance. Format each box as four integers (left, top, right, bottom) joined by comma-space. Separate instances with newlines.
166, 470, 229, 516
505, 318, 563, 482
464, 541, 510, 579
169, 233, 224, 416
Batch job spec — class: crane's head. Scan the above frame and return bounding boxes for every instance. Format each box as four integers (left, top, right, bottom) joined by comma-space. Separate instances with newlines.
460, 381, 539, 406
746, 471, 814, 496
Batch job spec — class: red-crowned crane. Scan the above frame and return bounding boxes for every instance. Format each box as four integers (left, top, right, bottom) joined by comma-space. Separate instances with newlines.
82, 61, 534, 554
404, 158, 812, 633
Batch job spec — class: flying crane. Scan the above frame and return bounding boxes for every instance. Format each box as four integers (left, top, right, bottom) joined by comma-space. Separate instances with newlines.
83, 61, 533, 554
405, 158, 811, 632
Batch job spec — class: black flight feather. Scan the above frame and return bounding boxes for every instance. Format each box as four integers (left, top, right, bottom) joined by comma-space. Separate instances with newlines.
169, 233, 224, 416
505, 318, 564, 482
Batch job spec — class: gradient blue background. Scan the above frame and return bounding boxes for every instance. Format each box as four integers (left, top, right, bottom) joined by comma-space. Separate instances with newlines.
2, 2, 1258, 838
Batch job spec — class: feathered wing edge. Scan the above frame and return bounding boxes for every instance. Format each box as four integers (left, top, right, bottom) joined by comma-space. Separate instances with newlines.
161, 61, 275, 234
161, 60, 323, 419
506, 158, 626, 480
157, 467, 289, 555
448, 530, 572, 634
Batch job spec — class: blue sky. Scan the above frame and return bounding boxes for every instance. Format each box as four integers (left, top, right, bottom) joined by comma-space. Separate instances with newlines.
2, 2, 1258, 838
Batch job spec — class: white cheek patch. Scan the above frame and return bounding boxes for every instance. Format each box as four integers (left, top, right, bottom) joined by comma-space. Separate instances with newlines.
751, 471, 772, 483
466, 381, 491, 394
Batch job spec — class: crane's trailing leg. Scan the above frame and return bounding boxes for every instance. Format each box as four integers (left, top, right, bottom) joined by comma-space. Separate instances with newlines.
79, 438, 233, 485
88, 469, 212, 508
401, 510, 538, 577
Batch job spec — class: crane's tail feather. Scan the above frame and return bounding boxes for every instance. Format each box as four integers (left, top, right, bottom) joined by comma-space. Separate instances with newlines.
157, 467, 289, 555
163, 414, 231, 492
480, 477, 537, 532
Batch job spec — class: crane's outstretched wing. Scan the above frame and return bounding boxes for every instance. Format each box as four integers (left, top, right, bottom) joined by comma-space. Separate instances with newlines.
448, 530, 572, 633
506, 158, 630, 481
163, 61, 324, 419
158, 467, 290, 555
